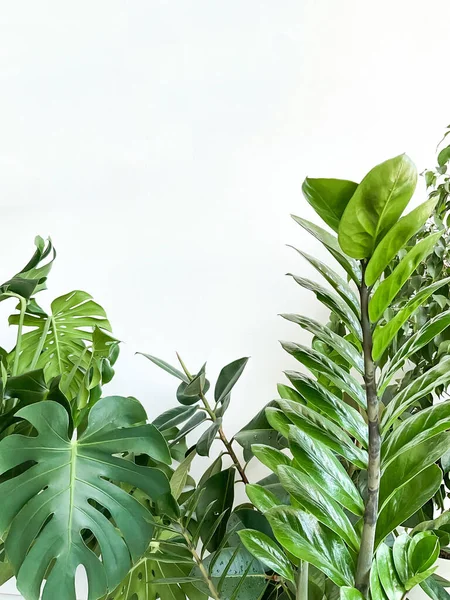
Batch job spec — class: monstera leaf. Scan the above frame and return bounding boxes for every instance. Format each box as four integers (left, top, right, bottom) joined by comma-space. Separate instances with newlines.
0, 396, 171, 600
9, 290, 115, 402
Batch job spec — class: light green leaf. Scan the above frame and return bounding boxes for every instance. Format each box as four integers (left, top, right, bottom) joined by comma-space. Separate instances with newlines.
287, 275, 362, 339
170, 450, 196, 499
381, 357, 450, 432
420, 577, 450, 600
278, 399, 368, 469
338, 154, 417, 258
376, 544, 405, 600
288, 247, 360, 315
291, 215, 361, 284
392, 534, 411, 585
281, 315, 363, 374
238, 529, 295, 583
365, 197, 438, 285
369, 232, 442, 322
288, 427, 364, 516
301, 177, 358, 232
9, 290, 112, 400
376, 465, 442, 546
246, 484, 280, 513
0, 397, 171, 600
372, 278, 450, 361
266, 506, 355, 587
285, 370, 367, 446
281, 343, 366, 408
277, 465, 359, 551
409, 532, 440, 575
265, 407, 291, 438
370, 560, 389, 600
340, 587, 365, 600
277, 383, 305, 403
379, 310, 450, 393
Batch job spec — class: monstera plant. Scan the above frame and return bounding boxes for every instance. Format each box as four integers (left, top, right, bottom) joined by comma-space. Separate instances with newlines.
239, 154, 450, 600
0, 239, 173, 600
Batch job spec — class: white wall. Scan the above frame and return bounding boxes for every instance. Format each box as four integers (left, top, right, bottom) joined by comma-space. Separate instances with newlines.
1, 1, 450, 598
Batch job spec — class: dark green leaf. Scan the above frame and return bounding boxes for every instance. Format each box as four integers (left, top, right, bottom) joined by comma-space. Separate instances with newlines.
215, 357, 249, 404
196, 468, 235, 552
197, 420, 222, 457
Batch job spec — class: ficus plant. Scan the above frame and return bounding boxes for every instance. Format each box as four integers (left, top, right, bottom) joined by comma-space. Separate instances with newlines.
239, 153, 450, 600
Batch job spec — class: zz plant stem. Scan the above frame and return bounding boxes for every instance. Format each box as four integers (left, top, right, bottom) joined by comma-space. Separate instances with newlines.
355, 264, 381, 594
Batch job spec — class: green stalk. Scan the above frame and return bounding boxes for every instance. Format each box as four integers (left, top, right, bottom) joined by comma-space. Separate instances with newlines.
181, 528, 221, 600
296, 561, 308, 600
30, 316, 51, 370
355, 267, 381, 596
12, 296, 27, 376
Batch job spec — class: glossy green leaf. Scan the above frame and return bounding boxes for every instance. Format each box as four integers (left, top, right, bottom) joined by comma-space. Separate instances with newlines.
301, 177, 358, 232
381, 357, 450, 432
409, 532, 440, 574
365, 197, 438, 285
245, 484, 280, 513
0, 397, 171, 600
379, 310, 450, 393
281, 343, 365, 408
264, 407, 291, 438
420, 576, 450, 599
278, 399, 368, 469
370, 560, 389, 600
277, 465, 359, 551
392, 533, 411, 584
281, 314, 363, 374
238, 529, 295, 583
183, 364, 206, 397
376, 544, 405, 600
277, 383, 305, 403
196, 468, 235, 552
138, 353, 189, 383
252, 444, 290, 473
214, 357, 249, 404
369, 232, 442, 322
291, 215, 361, 284
382, 402, 450, 466
338, 154, 417, 258
266, 506, 355, 587
376, 465, 442, 546
288, 247, 360, 315
288, 427, 364, 515
372, 278, 450, 361
285, 370, 367, 446
287, 274, 362, 339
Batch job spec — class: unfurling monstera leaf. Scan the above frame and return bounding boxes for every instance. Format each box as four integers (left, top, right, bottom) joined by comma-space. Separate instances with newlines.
0, 395, 171, 600
241, 154, 450, 599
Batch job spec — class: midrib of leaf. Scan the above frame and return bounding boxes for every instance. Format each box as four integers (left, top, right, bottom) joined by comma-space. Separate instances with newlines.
68, 440, 78, 546
50, 315, 62, 373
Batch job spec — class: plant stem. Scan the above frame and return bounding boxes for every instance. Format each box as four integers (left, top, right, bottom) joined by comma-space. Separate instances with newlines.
355, 270, 381, 597
30, 315, 51, 370
12, 296, 27, 376
181, 529, 221, 600
176, 353, 249, 484
296, 561, 308, 600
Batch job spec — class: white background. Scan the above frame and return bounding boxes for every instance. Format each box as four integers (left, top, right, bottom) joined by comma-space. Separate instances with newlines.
1, 1, 450, 598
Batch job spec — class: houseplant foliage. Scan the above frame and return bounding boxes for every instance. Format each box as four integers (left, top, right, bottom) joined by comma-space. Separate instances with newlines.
0, 239, 172, 600
240, 154, 450, 599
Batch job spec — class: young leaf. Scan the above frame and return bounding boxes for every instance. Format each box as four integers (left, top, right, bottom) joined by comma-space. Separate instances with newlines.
301, 177, 358, 233
252, 444, 290, 473
170, 450, 196, 499
246, 484, 280, 513
340, 587, 366, 600
338, 154, 417, 258
238, 529, 295, 583
376, 544, 405, 600
365, 197, 438, 285
138, 353, 189, 383
369, 232, 442, 322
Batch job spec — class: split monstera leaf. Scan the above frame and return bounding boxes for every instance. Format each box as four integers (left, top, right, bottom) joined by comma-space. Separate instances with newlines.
241, 154, 450, 599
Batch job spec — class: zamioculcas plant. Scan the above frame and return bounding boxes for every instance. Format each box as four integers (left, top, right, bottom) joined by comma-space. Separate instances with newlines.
240, 154, 450, 599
